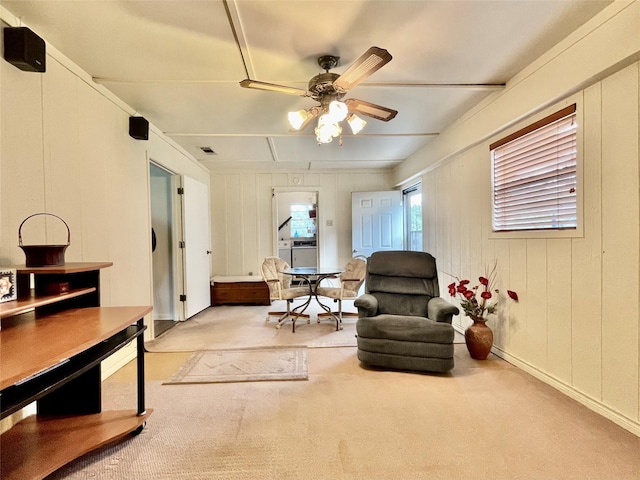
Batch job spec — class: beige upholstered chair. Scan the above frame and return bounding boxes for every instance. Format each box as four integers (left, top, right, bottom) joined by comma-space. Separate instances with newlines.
316, 257, 367, 322
261, 256, 310, 329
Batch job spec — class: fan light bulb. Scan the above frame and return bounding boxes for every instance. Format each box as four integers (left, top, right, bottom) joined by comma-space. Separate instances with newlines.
328, 100, 348, 122
315, 114, 342, 144
347, 114, 367, 135
288, 110, 310, 130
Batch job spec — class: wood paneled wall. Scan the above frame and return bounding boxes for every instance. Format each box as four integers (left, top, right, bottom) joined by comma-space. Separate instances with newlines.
422, 63, 640, 434
209, 172, 394, 276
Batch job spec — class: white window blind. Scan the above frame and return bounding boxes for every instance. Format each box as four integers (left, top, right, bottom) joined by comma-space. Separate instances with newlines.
491, 104, 577, 232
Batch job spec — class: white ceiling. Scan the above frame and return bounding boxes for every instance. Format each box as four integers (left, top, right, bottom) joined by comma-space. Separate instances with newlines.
1, 0, 612, 171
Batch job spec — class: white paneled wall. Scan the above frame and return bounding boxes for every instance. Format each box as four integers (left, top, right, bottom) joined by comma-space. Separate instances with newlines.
0, 12, 209, 377
209, 171, 394, 276
421, 63, 640, 434
397, 1, 640, 436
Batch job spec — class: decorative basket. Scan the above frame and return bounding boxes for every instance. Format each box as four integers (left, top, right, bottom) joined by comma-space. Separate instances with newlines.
18, 213, 70, 267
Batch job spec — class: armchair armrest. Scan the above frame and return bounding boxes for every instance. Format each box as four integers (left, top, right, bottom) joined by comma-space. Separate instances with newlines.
265, 278, 281, 298
428, 297, 460, 324
354, 294, 378, 317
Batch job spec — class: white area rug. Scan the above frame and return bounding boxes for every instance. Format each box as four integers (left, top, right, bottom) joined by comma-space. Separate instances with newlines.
164, 347, 308, 384
146, 301, 359, 352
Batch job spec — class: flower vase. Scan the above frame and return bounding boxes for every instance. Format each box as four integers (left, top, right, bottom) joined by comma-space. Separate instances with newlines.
464, 317, 494, 360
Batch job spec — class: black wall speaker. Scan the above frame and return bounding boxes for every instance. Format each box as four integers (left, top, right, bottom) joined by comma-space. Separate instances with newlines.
3, 27, 46, 72
129, 116, 149, 141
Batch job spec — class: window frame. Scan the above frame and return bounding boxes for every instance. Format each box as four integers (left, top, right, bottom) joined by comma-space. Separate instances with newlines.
489, 101, 583, 240
403, 183, 423, 251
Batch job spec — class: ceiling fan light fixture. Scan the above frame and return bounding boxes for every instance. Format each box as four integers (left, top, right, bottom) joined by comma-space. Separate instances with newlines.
328, 100, 348, 122
315, 114, 342, 144
288, 109, 311, 130
347, 113, 367, 135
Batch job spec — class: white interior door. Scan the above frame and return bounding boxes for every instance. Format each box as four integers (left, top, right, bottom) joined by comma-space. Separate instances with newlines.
182, 175, 211, 319
352, 191, 403, 258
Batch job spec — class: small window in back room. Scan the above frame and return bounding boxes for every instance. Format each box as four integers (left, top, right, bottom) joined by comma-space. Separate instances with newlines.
290, 203, 316, 238
491, 104, 577, 232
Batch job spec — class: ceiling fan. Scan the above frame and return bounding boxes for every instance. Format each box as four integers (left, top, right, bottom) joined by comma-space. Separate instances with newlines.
240, 46, 398, 144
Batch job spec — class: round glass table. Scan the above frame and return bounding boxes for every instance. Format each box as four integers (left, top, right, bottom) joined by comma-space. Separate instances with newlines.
282, 267, 344, 332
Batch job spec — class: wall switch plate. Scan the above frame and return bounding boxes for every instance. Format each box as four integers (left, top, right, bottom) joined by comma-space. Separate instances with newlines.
326, 220, 333, 226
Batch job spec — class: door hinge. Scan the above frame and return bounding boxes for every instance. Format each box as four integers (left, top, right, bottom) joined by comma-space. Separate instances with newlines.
179, 241, 185, 248
177, 187, 184, 195
179, 294, 187, 302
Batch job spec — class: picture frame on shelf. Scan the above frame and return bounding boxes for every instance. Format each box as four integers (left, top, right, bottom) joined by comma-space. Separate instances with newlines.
0, 268, 17, 303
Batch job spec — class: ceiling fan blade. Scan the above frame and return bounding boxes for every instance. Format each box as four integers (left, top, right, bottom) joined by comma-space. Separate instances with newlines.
344, 98, 397, 122
240, 79, 310, 97
333, 47, 392, 92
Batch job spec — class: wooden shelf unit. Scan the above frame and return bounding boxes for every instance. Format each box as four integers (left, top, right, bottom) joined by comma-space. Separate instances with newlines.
0, 262, 152, 480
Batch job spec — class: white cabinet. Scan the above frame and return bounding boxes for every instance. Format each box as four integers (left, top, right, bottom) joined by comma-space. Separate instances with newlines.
292, 247, 317, 268
278, 240, 291, 265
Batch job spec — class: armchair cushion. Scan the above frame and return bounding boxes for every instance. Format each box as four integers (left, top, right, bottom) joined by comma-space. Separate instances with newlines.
357, 315, 454, 344
374, 292, 430, 317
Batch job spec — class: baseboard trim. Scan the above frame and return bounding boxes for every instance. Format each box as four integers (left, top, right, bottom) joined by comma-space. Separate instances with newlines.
453, 325, 640, 437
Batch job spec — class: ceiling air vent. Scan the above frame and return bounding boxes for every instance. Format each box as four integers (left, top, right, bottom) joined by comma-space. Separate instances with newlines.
199, 146, 217, 155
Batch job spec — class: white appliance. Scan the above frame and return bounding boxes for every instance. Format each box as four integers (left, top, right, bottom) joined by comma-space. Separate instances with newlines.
291, 238, 317, 268
292, 246, 317, 268
278, 240, 291, 264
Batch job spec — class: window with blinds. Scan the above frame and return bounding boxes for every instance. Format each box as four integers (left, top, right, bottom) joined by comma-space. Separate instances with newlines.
491, 104, 577, 232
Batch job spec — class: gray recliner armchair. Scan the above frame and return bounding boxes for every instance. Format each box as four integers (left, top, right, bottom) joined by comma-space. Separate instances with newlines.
354, 251, 459, 373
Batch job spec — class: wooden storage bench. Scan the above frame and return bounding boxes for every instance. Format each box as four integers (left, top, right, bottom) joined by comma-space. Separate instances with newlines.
210, 276, 271, 306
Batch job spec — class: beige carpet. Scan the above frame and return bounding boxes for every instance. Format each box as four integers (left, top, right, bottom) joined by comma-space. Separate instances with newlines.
145, 301, 362, 352
47, 346, 640, 480
164, 347, 308, 384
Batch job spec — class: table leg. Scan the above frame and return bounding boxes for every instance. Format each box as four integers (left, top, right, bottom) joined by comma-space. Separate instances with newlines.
314, 275, 343, 331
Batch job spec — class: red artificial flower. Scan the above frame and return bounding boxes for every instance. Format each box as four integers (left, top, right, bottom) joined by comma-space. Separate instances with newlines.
481, 291, 492, 299
479, 276, 489, 286
463, 290, 474, 299
457, 284, 468, 293
507, 290, 519, 301
448, 282, 456, 296
459, 279, 470, 286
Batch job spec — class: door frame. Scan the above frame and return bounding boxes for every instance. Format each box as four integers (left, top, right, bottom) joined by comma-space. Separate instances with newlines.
403, 182, 423, 251
148, 161, 183, 335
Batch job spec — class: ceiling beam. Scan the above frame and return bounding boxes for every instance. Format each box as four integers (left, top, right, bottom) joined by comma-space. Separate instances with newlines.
165, 132, 440, 137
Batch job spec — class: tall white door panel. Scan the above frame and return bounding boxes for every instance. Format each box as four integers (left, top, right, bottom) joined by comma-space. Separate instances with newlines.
352, 191, 403, 258
182, 175, 211, 319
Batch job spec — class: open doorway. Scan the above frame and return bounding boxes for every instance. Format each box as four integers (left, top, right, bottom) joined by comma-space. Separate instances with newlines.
149, 163, 179, 338
274, 190, 319, 271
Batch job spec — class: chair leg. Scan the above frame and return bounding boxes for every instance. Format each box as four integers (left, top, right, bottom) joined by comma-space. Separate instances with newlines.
266, 304, 288, 323
318, 299, 358, 319
275, 299, 309, 330
276, 300, 294, 329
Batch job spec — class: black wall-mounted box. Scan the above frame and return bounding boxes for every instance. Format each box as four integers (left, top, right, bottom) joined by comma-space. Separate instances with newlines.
129, 116, 149, 140
3, 27, 46, 72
